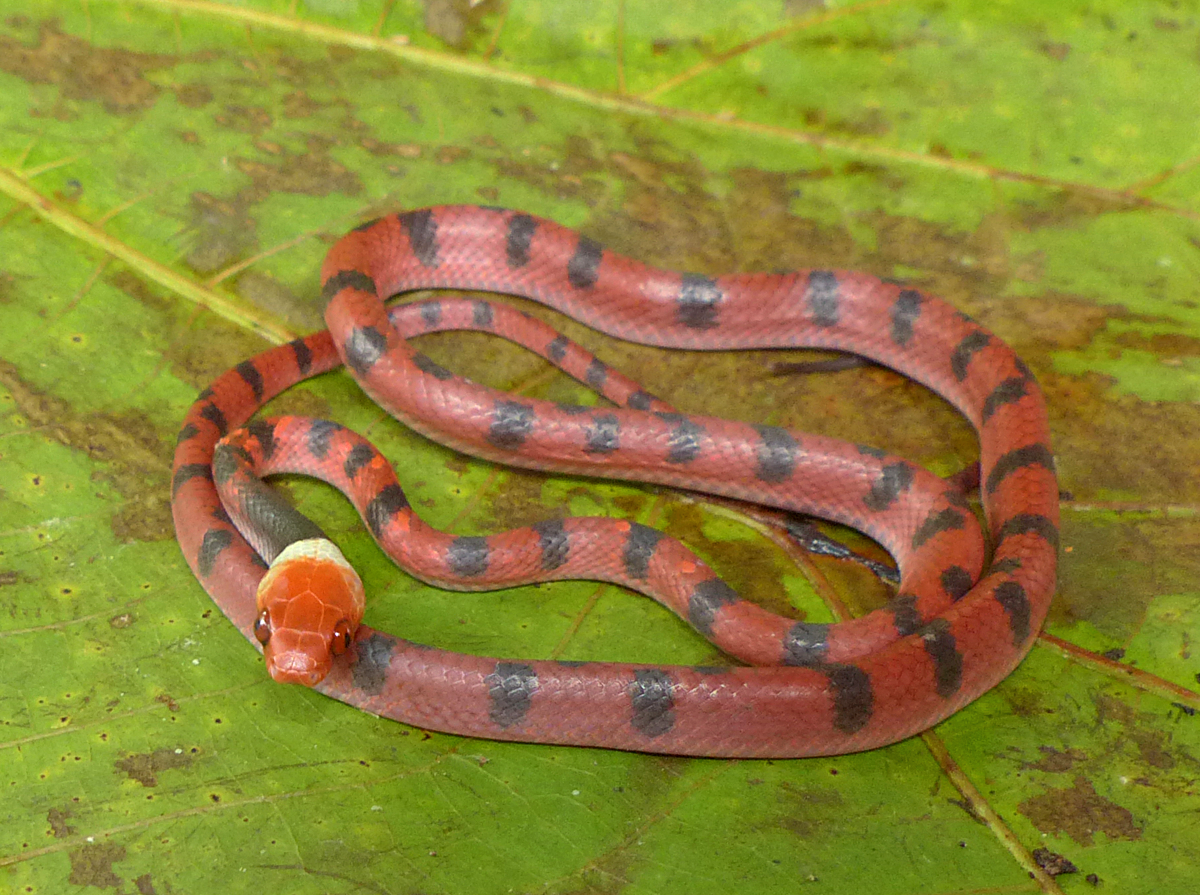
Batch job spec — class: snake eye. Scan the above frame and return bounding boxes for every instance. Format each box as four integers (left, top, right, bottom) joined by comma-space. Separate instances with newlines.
253, 609, 271, 645
331, 618, 352, 656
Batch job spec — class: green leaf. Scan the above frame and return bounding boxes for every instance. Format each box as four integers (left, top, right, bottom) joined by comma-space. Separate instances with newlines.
2, 1, 1198, 892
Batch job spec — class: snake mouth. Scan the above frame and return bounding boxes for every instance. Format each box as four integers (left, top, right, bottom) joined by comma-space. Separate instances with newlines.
265, 637, 331, 686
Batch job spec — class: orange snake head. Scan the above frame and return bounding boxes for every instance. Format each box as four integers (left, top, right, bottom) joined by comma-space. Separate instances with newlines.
252, 538, 366, 686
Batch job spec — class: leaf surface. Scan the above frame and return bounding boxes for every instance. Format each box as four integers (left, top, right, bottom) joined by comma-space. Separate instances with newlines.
1, 1, 1198, 892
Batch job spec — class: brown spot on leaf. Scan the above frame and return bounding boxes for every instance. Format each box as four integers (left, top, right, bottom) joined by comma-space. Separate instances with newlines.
0, 359, 172, 542
106, 269, 172, 313
0, 20, 171, 115
1021, 745, 1089, 773
282, 89, 321, 118
185, 192, 259, 275
663, 500, 826, 619
1039, 41, 1072, 61
1093, 693, 1138, 727
237, 271, 322, 331
1019, 776, 1142, 846
1032, 846, 1078, 876
69, 842, 126, 889
1001, 683, 1053, 717
174, 82, 212, 108
214, 104, 273, 133
436, 145, 471, 165
114, 747, 194, 787
423, 0, 500, 48
1130, 730, 1176, 770
1111, 329, 1200, 358
166, 314, 270, 391
1052, 370, 1200, 502
0, 270, 17, 305
785, 0, 828, 14
1055, 513, 1200, 640
1012, 187, 1143, 229
360, 137, 422, 158
229, 146, 362, 205
777, 781, 847, 839
48, 806, 76, 838
492, 134, 609, 206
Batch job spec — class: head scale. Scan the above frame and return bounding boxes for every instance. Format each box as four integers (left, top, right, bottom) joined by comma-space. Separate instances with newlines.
253, 538, 365, 686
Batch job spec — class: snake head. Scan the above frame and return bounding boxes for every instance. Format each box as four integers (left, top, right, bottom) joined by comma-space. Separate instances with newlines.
253, 538, 365, 686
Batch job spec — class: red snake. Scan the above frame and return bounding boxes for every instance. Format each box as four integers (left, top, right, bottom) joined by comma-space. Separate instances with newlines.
171, 206, 1058, 758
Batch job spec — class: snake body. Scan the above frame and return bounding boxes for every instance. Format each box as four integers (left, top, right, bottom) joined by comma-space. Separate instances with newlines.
171, 206, 1058, 758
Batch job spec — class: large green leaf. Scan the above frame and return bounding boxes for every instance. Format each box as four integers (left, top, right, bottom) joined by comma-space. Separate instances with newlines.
2, 1, 1198, 892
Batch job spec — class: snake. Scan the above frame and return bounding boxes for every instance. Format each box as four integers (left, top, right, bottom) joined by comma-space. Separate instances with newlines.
171, 205, 1059, 758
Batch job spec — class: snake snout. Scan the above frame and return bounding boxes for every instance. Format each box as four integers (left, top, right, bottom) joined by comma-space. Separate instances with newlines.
265, 632, 332, 686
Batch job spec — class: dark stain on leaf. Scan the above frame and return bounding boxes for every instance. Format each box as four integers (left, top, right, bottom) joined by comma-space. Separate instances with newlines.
106, 269, 172, 313
185, 192, 259, 275
0, 19, 171, 115
114, 746, 195, 787
1018, 776, 1142, 846
436, 145, 472, 165
1000, 682, 1053, 718
0, 270, 17, 305
47, 806, 76, 838
444, 457, 570, 537
1039, 41, 1073, 61
359, 135, 423, 158
237, 270, 322, 331
233, 147, 362, 199
553, 756, 687, 889
174, 82, 212, 108
165, 308, 268, 390
1032, 846, 1078, 876
1055, 513, 1200, 640
1093, 693, 1137, 727
282, 89, 322, 118
68, 841, 126, 889
214, 104, 273, 134
785, 0, 829, 15
662, 501, 802, 619
424, 0, 501, 50
1011, 187, 1147, 228
1020, 745, 1089, 773
1051, 370, 1200, 501
493, 134, 610, 206
1110, 329, 1200, 358
425, 0, 470, 48
776, 780, 847, 840
1130, 730, 1177, 770
0, 358, 173, 542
